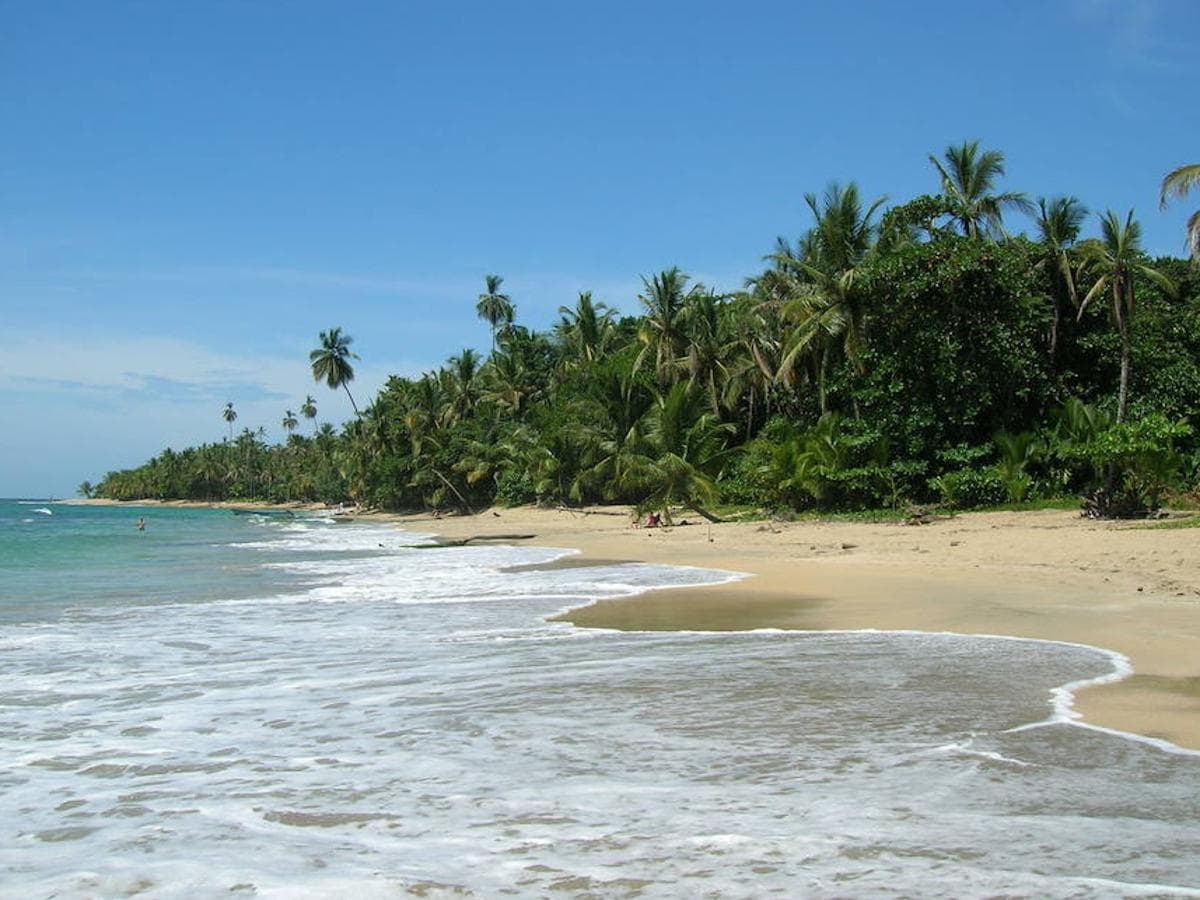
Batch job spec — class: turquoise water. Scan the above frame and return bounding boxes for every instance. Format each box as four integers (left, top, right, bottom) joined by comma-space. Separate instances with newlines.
0, 501, 314, 622
2, 499, 1199, 897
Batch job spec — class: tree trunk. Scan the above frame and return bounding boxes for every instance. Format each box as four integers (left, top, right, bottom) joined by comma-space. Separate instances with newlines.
817, 347, 829, 415
432, 468, 474, 515
343, 384, 360, 416
1048, 301, 1060, 361
690, 504, 724, 523
1117, 327, 1131, 424
1115, 284, 1130, 424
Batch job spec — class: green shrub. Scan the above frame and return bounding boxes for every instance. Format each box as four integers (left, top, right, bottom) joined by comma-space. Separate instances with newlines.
1078, 415, 1192, 517
494, 469, 536, 506
930, 468, 1007, 509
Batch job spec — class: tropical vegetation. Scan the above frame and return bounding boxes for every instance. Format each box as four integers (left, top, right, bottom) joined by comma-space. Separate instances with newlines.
92, 143, 1200, 519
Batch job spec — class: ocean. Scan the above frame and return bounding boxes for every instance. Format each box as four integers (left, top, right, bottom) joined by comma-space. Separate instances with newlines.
1, 499, 1198, 898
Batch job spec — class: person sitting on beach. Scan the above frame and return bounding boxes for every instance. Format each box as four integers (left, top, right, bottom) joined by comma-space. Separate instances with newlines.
644, 511, 661, 528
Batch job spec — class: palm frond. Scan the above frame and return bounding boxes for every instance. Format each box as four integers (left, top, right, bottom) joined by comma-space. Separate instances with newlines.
1159, 163, 1200, 209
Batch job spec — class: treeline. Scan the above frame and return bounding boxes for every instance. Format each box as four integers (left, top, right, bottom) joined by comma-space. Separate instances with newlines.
92, 143, 1200, 518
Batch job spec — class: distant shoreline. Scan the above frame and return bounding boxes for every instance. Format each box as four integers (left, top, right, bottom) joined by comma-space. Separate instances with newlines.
61, 498, 335, 511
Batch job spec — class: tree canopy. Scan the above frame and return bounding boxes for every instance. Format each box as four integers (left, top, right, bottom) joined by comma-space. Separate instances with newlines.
93, 143, 1200, 519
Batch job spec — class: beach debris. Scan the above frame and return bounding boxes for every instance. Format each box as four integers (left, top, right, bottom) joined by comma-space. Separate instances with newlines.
902, 506, 937, 526
840, 542, 857, 550
400, 533, 537, 549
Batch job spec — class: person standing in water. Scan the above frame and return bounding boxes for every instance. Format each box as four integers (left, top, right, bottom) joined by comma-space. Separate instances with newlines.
136, 517, 145, 532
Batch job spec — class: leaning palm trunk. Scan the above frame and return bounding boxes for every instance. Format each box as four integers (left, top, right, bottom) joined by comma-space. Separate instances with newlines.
431, 468, 474, 515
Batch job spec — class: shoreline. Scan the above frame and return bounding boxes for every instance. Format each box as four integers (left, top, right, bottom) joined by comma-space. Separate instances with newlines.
64, 498, 1200, 749
390, 505, 1200, 751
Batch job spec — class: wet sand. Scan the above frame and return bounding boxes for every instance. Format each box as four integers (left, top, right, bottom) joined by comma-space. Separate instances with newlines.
392, 505, 1200, 750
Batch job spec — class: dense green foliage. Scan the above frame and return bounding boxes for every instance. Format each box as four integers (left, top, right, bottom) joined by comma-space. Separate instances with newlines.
95, 144, 1200, 517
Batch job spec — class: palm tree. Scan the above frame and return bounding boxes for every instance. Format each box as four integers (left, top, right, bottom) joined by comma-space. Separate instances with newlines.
1033, 196, 1088, 358
445, 348, 483, 422
1077, 210, 1176, 422
722, 289, 783, 436
300, 395, 318, 432
555, 291, 616, 366
1159, 163, 1200, 260
929, 140, 1032, 238
282, 409, 299, 434
800, 181, 886, 273
310, 327, 361, 415
761, 183, 884, 415
482, 349, 542, 417
637, 383, 736, 522
222, 402, 237, 441
680, 288, 733, 416
635, 267, 700, 390
476, 274, 514, 353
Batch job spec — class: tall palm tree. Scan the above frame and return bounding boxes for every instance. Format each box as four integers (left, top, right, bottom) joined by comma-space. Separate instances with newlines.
1159, 163, 1200, 260
1033, 195, 1088, 358
635, 267, 700, 390
310, 327, 361, 415
722, 288, 784, 435
300, 395, 318, 433
282, 409, 299, 434
929, 140, 1032, 239
476, 274, 515, 353
760, 183, 884, 415
1077, 210, 1176, 422
555, 291, 616, 366
800, 181, 886, 273
446, 348, 483, 422
482, 349, 542, 417
222, 402, 237, 441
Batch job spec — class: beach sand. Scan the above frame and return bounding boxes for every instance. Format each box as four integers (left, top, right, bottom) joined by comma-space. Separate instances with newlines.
389, 505, 1200, 750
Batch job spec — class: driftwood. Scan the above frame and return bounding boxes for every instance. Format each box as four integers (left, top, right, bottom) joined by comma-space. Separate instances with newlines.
400, 533, 538, 549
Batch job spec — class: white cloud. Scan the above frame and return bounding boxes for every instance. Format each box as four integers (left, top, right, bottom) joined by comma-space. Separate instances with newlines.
0, 329, 431, 495
1, 330, 418, 401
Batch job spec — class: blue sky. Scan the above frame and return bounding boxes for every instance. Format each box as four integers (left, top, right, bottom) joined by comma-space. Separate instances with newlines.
1, 0, 1196, 497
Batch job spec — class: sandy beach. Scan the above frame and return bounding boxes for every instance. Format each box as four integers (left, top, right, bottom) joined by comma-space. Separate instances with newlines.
387, 505, 1200, 750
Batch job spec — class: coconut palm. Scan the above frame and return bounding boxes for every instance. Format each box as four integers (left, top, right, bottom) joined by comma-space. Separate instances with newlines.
680, 289, 733, 416
1033, 196, 1088, 358
282, 409, 299, 434
800, 181, 886, 273
476, 274, 514, 353
1077, 210, 1177, 422
222, 402, 237, 441
636, 383, 736, 522
482, 349, 542, 417
445, 348, 483, 423
310, 327, 360, 415
555, 291, 616, 366
764, 183, 883, 413
635, 267, 700, 390
1159, 163, 1200, 260
929, 140, 1033, 238
300, 395, 318, 432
